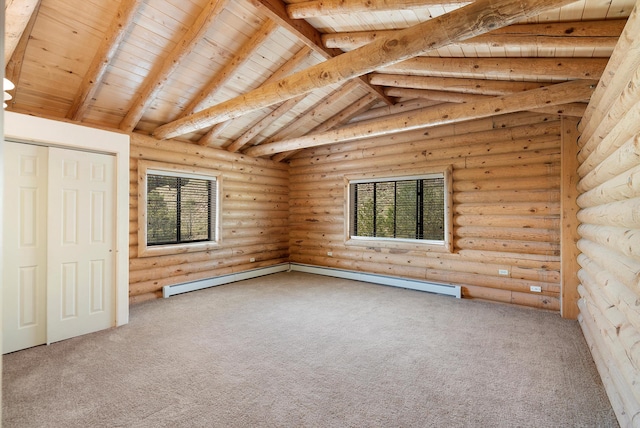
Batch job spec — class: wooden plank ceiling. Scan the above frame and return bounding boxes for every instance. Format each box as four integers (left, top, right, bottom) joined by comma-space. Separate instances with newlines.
4, 0, 636, 161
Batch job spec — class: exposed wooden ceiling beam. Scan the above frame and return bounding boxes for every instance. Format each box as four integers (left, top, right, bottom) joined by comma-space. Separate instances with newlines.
4, 0, 41, 108
369, 74, 550, 95
4, 0, 41, 64
323, 19, 625, 50
271, 92, 380, 162
197, 46, 314, 147
348, 98, 442, 123
227, 80, 364, 153
243, 79, 596, 157
66, 0, 144, 121
380, 57, 607, 81
287, 0, 467, 19
384, 87, 587, 116
154, 0, 579, 140
180, 19, 278, 119
257, 80, 363, 146
225, 93, 308, 153
250, 0, 392, 105
119, 0, 230, 132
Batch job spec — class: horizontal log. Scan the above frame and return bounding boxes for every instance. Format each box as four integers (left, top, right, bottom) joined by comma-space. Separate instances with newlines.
129, 292, 161, 305
456, 226, 559, 242
454, 214, 559, 229
456, 237, 560, 256
379, 57, 607, 81
464, 148, 560, 169
130, 250, 289, 283
577, 197, 640, 229
577, 238, 640, 289
577, 134, 640, 193
463, 284, 559, 310
323, 19, 625, 49
453, 162, 560, 181
453, 175, 559, 192
577, 164, 640, 208
454, 189, 560, 204
130, 243, 288, 271
578, 99, 640, 167
578, 224, 640, 261
454, 201, 560, 216
458, 249, 559, 267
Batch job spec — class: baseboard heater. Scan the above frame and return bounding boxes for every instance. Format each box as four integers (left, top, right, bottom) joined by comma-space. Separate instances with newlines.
163, 262, 461, 299
289, 263, 461, 298
162, 264, 290, 298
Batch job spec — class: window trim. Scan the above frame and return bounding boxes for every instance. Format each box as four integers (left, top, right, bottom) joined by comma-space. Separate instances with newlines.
344, 166, 453, 253
137, 160, 221, 258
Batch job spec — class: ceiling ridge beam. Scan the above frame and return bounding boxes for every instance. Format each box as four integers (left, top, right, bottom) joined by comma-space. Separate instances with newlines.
180, 19, 279, 120
118, 0, 230, 132
323, 19, 625, 50
242, 79, 596, 157
380, 57, 608, 81
153, 0, 580, 140
196, 45, 314, 147
288, 0, 468, 19
66, 0, 144, 121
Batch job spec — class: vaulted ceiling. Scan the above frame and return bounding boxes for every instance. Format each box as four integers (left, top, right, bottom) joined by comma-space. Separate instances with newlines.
4, 0, 636, 161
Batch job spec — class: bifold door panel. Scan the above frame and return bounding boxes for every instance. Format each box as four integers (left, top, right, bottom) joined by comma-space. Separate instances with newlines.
3, 142, 116, 353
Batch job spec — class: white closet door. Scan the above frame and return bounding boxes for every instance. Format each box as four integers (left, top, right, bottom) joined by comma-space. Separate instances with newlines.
2, 142, 49, 353
46, 147, 116, 344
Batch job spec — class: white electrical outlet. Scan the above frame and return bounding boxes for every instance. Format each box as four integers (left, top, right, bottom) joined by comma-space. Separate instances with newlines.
530, 286, 542, 293
498, 269, 509, 276
327, 251, 333, 257
250, 257, 255, 262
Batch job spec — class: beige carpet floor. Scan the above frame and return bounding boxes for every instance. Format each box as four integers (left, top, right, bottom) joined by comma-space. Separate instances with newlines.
3, 271, 617, 427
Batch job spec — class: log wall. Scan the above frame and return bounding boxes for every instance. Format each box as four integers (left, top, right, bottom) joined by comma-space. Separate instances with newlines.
574, 3, 640, 425
128, 133, 290, 302
288, 111, 563, 310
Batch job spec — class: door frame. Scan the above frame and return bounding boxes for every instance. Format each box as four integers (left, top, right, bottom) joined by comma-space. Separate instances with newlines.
4, 112, 130, 327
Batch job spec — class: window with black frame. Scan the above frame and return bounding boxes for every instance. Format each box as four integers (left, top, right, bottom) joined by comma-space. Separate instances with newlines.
146, 173, 215, 246
350, 174, 445, 243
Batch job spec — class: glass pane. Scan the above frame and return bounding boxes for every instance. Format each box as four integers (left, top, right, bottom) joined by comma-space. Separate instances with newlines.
395, 180, 418, 239
179, 178, 210, 242
355, 183, 374, 237
374, 182, 395, 238
147, 175, 178, 245
423, 177, 445, 240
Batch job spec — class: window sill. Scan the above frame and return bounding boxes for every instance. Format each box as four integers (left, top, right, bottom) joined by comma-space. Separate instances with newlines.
345, 237, 451, 253
137, 241, 220, 258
